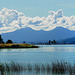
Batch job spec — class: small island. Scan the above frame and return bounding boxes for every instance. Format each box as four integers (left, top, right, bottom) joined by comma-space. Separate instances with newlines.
0, 35, 38, 48
0, 43, 38, 48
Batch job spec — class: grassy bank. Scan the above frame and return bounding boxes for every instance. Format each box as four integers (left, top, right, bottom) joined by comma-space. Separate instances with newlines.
0, 44, 38, 48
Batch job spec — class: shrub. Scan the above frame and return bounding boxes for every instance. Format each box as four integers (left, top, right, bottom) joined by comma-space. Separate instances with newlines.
6, 40, 13, 44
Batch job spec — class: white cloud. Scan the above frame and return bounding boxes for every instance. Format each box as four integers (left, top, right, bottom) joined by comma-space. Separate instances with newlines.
0, 8, 75, 34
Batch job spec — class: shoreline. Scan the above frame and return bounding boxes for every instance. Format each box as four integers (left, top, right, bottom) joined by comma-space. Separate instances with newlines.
0, 43, 38, 48
33, 44, 75, 45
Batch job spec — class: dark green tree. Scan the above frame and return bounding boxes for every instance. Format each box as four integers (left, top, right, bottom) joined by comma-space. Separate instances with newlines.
49, 40, 51, 44
2, 41, 4, 43
23, 41, 26, 43
0, 35, 4, 43
6, 40, 13, 44
51, 41, 53, 44
53, 40, 57, 44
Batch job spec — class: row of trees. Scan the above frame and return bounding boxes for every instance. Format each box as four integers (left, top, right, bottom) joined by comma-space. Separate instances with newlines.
0, 35, 13, 44
49, 40, 57, 44
0, 35, 57, 44
30, 40, 57, 45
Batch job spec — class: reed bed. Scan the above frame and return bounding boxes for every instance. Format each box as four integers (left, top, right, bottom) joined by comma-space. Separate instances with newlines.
0, 61, 75, 74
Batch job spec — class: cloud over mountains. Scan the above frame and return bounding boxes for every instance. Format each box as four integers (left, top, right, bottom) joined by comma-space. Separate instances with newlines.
0, 8, 75, 34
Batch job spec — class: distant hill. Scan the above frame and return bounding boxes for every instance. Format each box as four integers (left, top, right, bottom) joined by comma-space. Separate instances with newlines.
1, 27, 75, 43
59, 37, 75, 44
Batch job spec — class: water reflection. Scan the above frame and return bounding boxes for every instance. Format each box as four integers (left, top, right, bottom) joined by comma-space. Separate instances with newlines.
0, 45, 75, 75
2, 70, 70, 75
0, 45, 75, 52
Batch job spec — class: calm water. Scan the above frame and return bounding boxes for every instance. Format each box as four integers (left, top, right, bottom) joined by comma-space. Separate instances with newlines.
0, 45, 75, 75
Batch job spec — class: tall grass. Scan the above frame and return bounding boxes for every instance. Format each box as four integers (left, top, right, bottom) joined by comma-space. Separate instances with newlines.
0, 44, 38, 48
0, 61, 75, 74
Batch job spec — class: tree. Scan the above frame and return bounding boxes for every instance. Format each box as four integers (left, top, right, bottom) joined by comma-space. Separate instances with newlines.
53, 40, 57, 44
6, 40, 13, 44
2, 41, 4, 43
23, 41, 26, 43
51, 41, 53, 44
0, 35, 4, 43
49, 40, 51, 44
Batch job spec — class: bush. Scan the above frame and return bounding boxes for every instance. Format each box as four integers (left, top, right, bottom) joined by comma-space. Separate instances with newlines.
6, 40, 13, 44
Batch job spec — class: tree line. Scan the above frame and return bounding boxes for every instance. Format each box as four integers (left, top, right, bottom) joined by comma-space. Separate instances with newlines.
49, 40, 57, 44
0, 35, 13, 44
31, 40, 57, 45
0, 35, 57, 44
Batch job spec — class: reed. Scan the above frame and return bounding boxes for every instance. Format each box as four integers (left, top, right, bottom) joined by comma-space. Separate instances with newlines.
0, 61, 75, 74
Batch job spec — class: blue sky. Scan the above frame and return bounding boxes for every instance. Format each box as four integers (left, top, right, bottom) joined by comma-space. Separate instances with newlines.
0, 0, 75, 34
0, 0, 75, 17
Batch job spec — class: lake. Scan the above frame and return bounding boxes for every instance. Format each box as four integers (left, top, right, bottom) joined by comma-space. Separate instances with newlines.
0, 45, 75, 75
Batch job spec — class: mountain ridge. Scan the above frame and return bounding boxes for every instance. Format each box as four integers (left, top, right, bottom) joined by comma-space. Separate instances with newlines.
1, 26, 75, 43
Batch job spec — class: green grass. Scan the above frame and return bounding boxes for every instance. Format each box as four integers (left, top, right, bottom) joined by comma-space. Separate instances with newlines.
0, 43, 38, 48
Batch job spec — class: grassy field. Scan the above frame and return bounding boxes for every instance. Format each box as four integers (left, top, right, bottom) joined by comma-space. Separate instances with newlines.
0, 43, 38, 48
